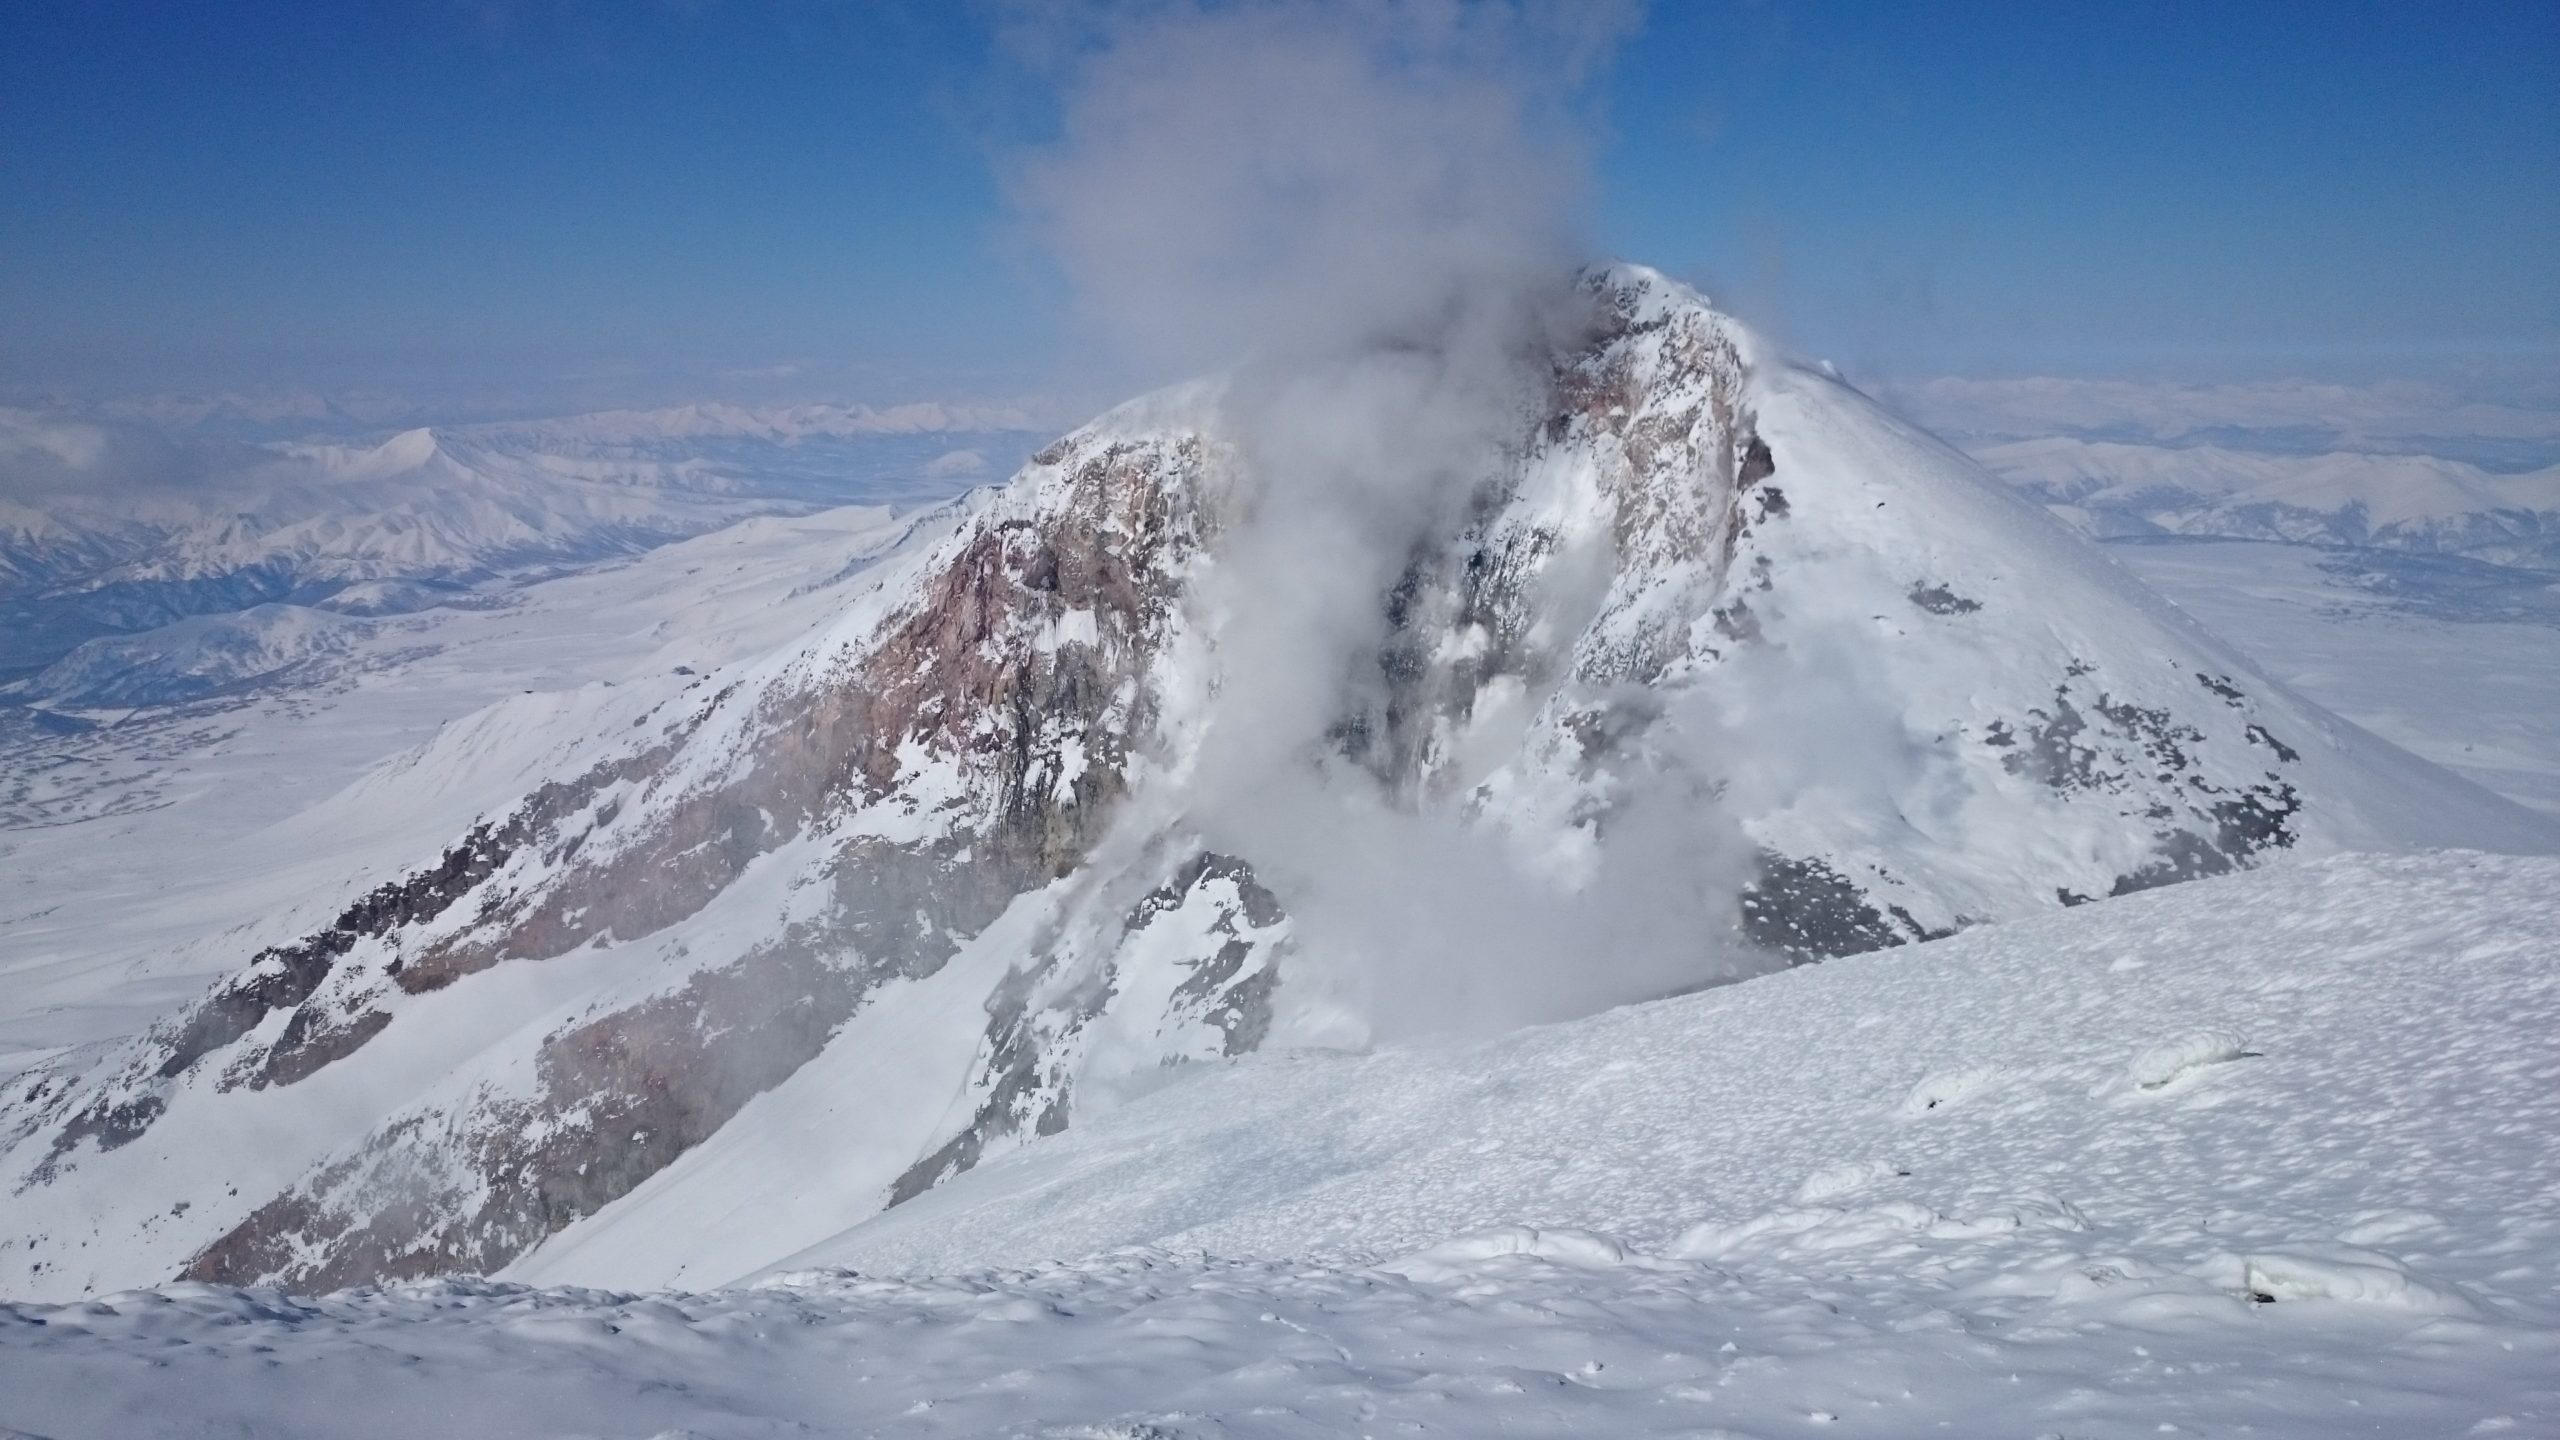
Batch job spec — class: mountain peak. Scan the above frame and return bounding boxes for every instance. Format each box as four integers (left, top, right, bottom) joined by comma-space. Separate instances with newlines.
367, 426, 444, 470
1583, 260, 1726, 328
3, 263, 2551, 1301
303, 425, 462, 484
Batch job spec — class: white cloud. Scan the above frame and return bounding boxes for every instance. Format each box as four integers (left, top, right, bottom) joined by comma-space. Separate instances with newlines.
921, 448, 990, 479
1003, 0, 1753, 1042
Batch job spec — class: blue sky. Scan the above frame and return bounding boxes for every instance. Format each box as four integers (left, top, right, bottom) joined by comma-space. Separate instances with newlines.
3, 1, 2553, 406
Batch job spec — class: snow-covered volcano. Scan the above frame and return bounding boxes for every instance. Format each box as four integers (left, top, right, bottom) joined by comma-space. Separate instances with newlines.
4, 267, 2551, 1301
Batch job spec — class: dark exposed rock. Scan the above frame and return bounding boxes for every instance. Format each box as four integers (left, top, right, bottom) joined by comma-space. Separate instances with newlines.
2106, 832, 2231, 896
1338, 281, 1769, 801
27, 754, 686, 1178
176, 813, 539, 1077
1908, 582, 1984, 615
2246, 723, 2301, 764
1131, 852, 1287, 934
1996, 668, 2302, 901
2006, 691, 2100, 791
1347, 523, 1551, 797
1739, 435, 1776, 488
1160, 855, 1288, 1057
2104, 795, 2300, 895
31, 1095, 164, 1180
259, 1009, 391, 1088
2210, 784, 2302, 856
889, 962, 1080, 1209
1740, 851, 1930, 963
1178, 943, 1280, 1057
397, 441, 1193, 1001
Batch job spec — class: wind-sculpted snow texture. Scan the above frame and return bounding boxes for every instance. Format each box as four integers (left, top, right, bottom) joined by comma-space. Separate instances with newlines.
3, 268, 2554, 1301
1, 852, 2555, 1437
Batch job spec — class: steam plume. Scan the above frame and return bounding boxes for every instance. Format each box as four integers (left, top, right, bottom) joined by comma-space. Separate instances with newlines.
1009, 1, 1762, 1041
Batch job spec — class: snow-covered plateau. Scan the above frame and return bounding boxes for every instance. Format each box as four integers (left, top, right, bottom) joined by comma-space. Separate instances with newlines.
3, 268, 2557, 1436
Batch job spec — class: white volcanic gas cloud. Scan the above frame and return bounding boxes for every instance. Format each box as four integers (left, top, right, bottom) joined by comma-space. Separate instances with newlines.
0, 407, 231, 500
1011, 1, 1752, 1040
1012, 0, 1633, 374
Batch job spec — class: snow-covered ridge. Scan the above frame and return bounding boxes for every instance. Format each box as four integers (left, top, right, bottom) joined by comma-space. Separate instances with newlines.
3, 603, 364, 709
0, 421, 774, 591
0, 502, 921, 1090
0, 403, 1036, 687
2, 264, 2553, 1308
1980, 434, 2560, 568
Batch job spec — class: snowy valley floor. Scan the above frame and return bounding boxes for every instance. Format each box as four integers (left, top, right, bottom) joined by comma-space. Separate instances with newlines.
4, 849, 2556, 1438
2107, 537, 2560, 818
0, 504, 924, 1081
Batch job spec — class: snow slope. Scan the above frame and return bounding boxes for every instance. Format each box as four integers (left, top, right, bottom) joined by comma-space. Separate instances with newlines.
1, 849, 2553, 1438
786, 849, 2560, 1284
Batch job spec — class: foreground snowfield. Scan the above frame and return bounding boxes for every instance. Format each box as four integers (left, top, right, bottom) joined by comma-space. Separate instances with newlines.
4, 848, 2553, 1438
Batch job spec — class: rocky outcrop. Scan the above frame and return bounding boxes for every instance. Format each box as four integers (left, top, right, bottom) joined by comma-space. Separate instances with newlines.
891, 846, 1292, 1206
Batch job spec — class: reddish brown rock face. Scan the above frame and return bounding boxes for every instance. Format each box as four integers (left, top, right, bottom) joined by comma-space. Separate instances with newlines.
13, 422, 1229, 1291
397, 443, 1200, 999
186, 931, 864, 1290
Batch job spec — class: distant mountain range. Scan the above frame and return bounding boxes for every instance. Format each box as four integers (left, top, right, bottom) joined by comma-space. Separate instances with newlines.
0, 405, 1039, 685
1977, 436, 2560, 570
